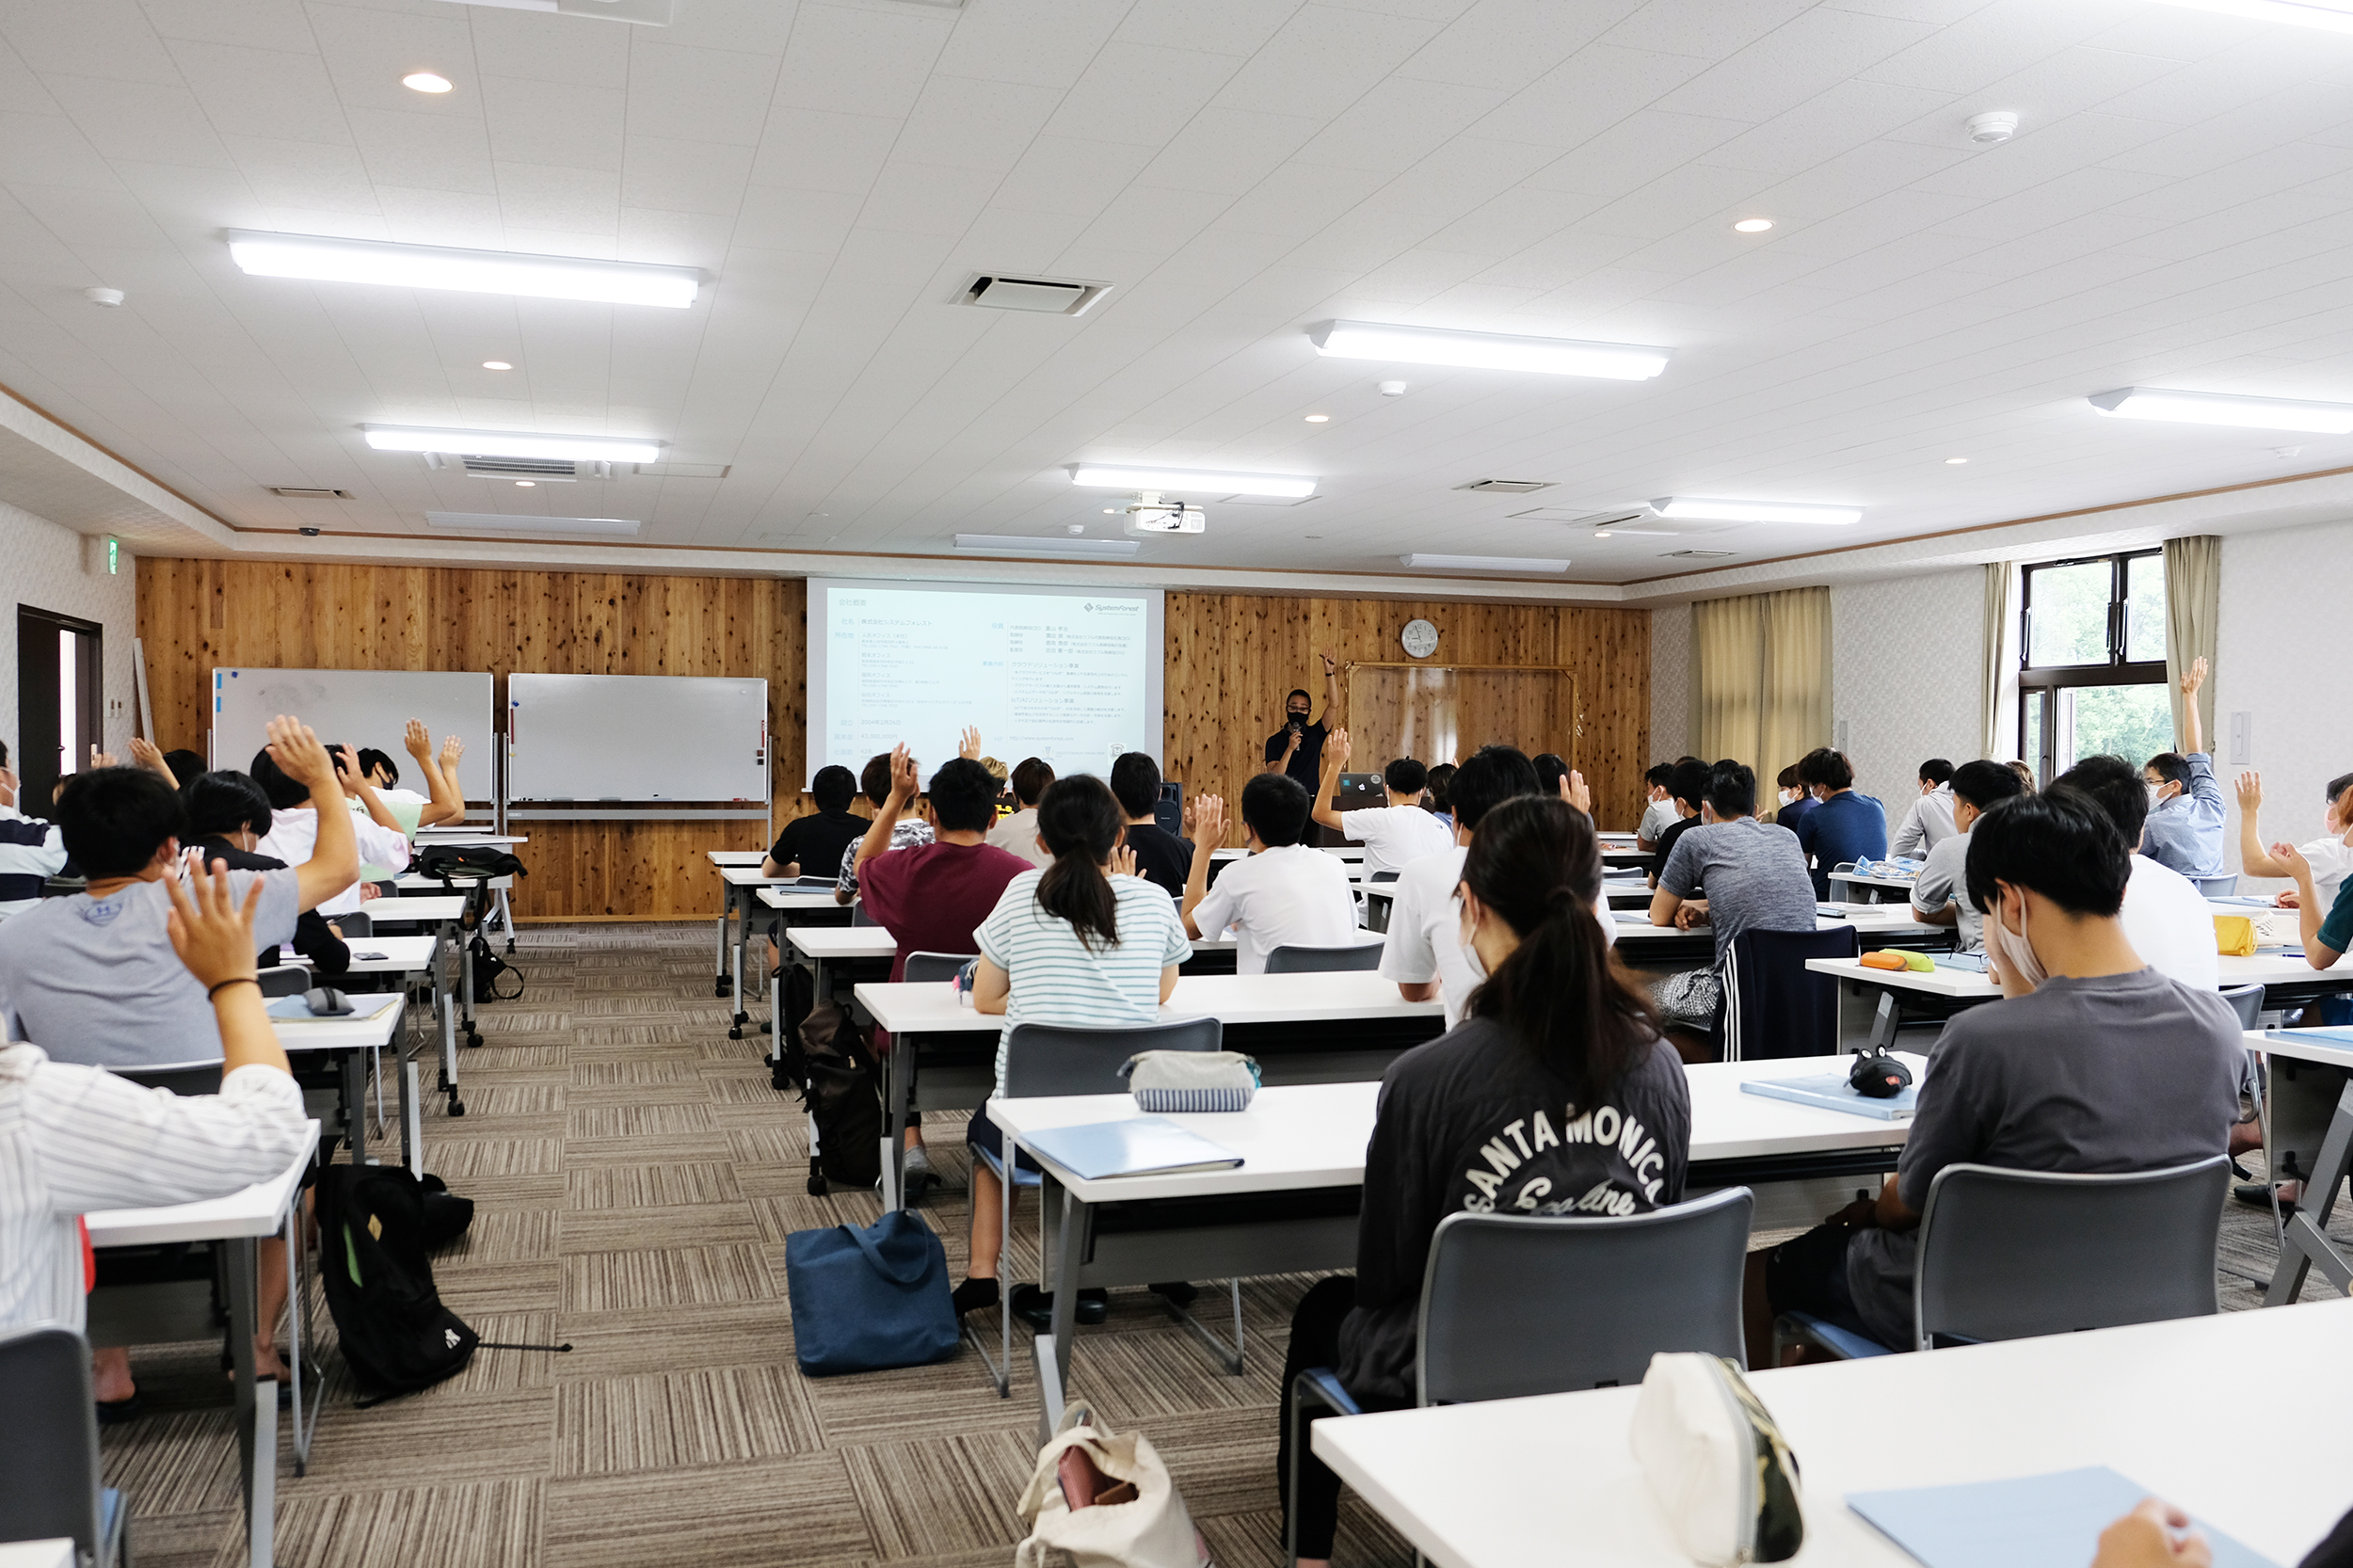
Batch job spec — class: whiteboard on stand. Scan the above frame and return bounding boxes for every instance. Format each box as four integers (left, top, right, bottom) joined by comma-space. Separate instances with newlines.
211, 668, 496, 802
506, 673, 769, 804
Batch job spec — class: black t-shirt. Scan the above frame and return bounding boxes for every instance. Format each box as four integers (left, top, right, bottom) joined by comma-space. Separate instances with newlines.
1335, 1016, 1691, 1405
1264, 719, 1328, 789
1122, 821, 1192, 898
1651, 812, 1698, 884
767, 808, 871, 879
190, 835, 350, 977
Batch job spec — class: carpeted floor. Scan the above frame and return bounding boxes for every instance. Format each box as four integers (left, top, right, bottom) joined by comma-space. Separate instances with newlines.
95, 922, 2325, 1567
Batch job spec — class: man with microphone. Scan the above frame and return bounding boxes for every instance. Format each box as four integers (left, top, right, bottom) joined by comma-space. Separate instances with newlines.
1263, 649, 1341, 787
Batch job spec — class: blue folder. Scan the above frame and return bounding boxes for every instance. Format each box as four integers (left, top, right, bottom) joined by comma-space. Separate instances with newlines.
1020, 1117, 1243, 1180
1740, 1073, 1916, 1120
1847, 1466, 2278, 1568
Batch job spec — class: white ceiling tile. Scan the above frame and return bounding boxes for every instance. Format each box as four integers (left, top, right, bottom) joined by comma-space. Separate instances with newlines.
459, 4, 632, 88
0, 109, 129, 192
375, 184, 504, 246
168, 39, 350, 144
1128, 109, 1320, 198
220, 134, 379, 213
303, 4, 482, 111
853, 158, 996, 237
5, 0, 182, 83
1040, 43, 1248, 150
615, 206, 737, 265
494, 160, 620, 237
1110, 0, 1301, 58
44, 73, 236, 168
1524, 109, 1753, 199
480, 74, 625, 171
649, 0, 801, 56
624, 41, 781, 147
1468, 44, 1708, 151
1651, 7, 1939, 123
1575, 161, 1785, 242
1695, 78, 1957, 176
891, 77, 1064, 174
1397, 0, 1632, 92
1290, 77, 1507, 175
747, 106, 901, 195
1209, 4, 1447, 120
618, 135, 755, 216
1194, 161, 1391, 240
731, 183, 857, 253
774, 0, 950, 119
1857, 0, 2125, 95
932, 0, 1126, 88
346, 105, 497, 193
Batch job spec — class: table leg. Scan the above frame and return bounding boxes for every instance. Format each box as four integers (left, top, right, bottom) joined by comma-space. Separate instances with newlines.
226, 1235, 275, 1568
713, 884, 732, 997
459, 904, 479, 1046
1037, 1182, 1084, 1448
401, 1056, 424, 1178
440, 956, 465, 1118
494, 886, 515, 952
883, 1034, 911, 1212
340, 1049, 367, 1167
1868, 990, 1901, 1052
2265, 1076, 2353, 1304
284, 1206, 310, 1473
729, 905, 748, 1037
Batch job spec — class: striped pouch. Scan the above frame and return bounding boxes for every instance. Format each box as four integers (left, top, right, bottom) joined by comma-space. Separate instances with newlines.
1119, 1050, 1261, 1112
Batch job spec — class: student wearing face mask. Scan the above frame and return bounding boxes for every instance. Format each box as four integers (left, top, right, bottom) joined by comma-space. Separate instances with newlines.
2235, 770, 2353, 911
1889, 758, 1958, 858
184, 770, 351, 979
1772, 763, 1817, 833
1647, 761, 1817, 1058
1634, 764, 1677, 851
2139, 656, 2226, 879
1908, 760, 2025, 953
1742, 788, 2243, 1364
2050, 756, 2217, 991
0, 740, 67, 924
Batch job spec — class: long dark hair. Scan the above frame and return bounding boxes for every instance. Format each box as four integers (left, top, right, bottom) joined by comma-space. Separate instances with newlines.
1034, 776, 1123, 950
1461, 795, 1660, 1112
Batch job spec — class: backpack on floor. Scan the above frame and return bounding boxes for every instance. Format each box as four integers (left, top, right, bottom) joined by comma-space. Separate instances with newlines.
772, 961, 817, 1093
799, 1001, 881, 1189
469, 934, 525, 1002
315, 1164, 479, 1399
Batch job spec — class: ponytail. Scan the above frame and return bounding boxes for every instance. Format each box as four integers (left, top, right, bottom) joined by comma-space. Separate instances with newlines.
1462, 796, 1660, 1112
1033, 776, 1123, 950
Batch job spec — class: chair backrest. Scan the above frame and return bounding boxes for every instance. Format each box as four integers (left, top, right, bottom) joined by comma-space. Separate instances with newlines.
1913, 1157, 2229, 1352
1368, 870, 1400, 884
1265, 942, 1384, 974
1721, 925, 1860, 1062
792, 875, 837, 888
2194, 875, 2239, 899
851, 904, 881, 928
1002, 1016, 1223, 1098
111, 1061, 225, 1096
2218, 983, 2264, 1031
257, 964, 311, 998
1417, 1188, 1753, 1405
335, 910, 374, 937
0, 1326, 104, 1558
902, 951, 973, 985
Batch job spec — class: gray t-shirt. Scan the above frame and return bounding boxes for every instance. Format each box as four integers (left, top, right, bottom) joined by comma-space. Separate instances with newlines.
1908, 830, 1981, 952
1658, 817, 1817, 968
1845, 968, 2242, 1346
0, 870, 300, 1068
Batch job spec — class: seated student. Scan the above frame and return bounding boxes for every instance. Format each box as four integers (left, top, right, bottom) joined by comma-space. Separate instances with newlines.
2140, 657, 2226, 879
851, 744, 1032, 1192
1647, 761, 1817, 1054
763, 764, 870, 880
1635, 763, 1678, 850
327, 744, 423, 881
1647, 759, 1710, 888
1908, 760, 2025, 953
1379, 745, 1540, 1028
835, 748, 936, 903
1793, 747, 1887, 900
2007, 759, 2039, 793
1773, 762, 1817, 833
1423, 761, 1457, 832
351, 721, 467, 832
1890, 758, 1958, 857
185, 770, 351, 978
2051, 756, 2218, 991
162, 748, 207, 793
252, 744, 409, 915
0, 857, 313, 1374
956, 776, 1193, 1320
1109, 752, 1191, 897
985, 757, 1056, 870
1743, 789, 2242, 1364
1180, 776, 1357, 974
2235, 769, 2353, 911
1311, 730, 1452, 877
1279, 795, 1690, 1567
2273, 841, 2353, 975
0, 740, 68, 923
1532, 752, 1570, 803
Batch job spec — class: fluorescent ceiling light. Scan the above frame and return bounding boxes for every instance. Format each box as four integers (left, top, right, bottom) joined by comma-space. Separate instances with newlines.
2087, 386, 2353, 434
955, 534, 1141, 558
2141, 0, 2353, 33
1068, 466, 1315, 498
425, 512, 641, 537
1651, 496, 1862, 525
1401, 553, 1573, 573
227, 231, 699, 308
1309, 321, 1670, 380
365, 426, 662, 463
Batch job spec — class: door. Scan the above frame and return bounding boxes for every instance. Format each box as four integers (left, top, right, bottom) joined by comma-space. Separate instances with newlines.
16, 605, 104, 812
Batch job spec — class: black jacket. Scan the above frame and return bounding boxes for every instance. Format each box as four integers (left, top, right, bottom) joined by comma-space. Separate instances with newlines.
189, 835, 350, 977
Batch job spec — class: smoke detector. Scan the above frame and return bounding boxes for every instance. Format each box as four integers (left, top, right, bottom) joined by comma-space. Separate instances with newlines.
1968, 112, 2019, 144
1122, 492, 1205, 536
84, 287, 124, 307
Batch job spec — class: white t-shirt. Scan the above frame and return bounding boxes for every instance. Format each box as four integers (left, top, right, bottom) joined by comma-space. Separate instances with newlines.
2295, 835, 2353, 910
2122, 854, 2220, 992
984, 808, 1053, 870
1190, 843, 1359, 975
1377, 843, 1620, 1030
258, 805, 408, 916
1638, 798, 1677, 845
1342, 805, 1454, 877
975, 868, 1193, 1096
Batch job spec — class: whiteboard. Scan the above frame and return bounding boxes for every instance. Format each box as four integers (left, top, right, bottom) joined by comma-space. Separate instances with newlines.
507, 673, 769, 803
211, 668, 496, 801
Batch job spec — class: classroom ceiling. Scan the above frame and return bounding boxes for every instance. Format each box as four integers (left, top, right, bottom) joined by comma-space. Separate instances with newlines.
7, 0, 2353, 585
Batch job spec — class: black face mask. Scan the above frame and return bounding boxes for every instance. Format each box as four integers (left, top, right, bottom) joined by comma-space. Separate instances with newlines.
1287, 712, 1308, 728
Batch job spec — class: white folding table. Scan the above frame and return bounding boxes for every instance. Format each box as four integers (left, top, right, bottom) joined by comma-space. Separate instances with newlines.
2249, 1025, 2353, 1305
276, 993, 414, 1175
365, 893, 476, 1116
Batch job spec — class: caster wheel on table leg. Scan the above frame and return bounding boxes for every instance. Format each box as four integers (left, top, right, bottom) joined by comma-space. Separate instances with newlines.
714, 976, 730, 998
728, 1026, 744, 1041
449, 1097, 466, 1117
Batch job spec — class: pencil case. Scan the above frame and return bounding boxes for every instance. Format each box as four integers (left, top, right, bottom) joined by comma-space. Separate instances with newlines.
2214, 916, 2257, 958
1119, 1050, 1260, 1112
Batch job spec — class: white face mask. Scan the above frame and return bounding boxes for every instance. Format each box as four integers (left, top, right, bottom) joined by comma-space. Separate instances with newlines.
2145, 782, 2165, 810
1986, 889, 2047, 990
1778, 789, 1799, 807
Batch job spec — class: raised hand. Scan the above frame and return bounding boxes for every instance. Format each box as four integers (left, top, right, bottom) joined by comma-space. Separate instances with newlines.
1320, 648, 1337, 675
89, 746, 118, 769
440, 734, 464, 772
1192, 792, 1227, 846
1563, 768, 1593, 815
2234, 771, 2262, 813
1109, 844, 1138, 879
888, 743, 920, 803
263, 715, 334, 790
128, 736, 177, 785
164, 855, 264, 991
1330, 728, 1352, 768
958, 726, 983, 760
2182, 654, 2208, 696
404, 717, 433, 760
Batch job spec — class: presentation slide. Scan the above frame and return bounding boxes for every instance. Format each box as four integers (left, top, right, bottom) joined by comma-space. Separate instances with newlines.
807, 578, 1164, 784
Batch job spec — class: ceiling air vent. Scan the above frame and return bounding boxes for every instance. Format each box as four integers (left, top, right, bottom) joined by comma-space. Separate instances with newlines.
1660, 549, 1737, 559
1454, 478, 1555, 494
425, 453, 610, 482
961, 274, 1111, 316
271, 487, 354, 500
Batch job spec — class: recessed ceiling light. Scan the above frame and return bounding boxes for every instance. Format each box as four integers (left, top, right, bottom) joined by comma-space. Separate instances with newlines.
228, 232, 699, 309
1310, 321, 1669, 380
403, 72, 454, 93
481, 360, 512, 371
1593, 531, 1613, 538
1069, 465, 1316, 498
1732, 218, 1774, 233
1401, 553, 1573, 573
364, 426, 663, 463
2145, 0, 2353, 30
514, 480, 535, 487
2088, 387, 2353, 434
1304, 414, 1329, 423
1652, 496, 1863, 525
1945, 456, 1968, 464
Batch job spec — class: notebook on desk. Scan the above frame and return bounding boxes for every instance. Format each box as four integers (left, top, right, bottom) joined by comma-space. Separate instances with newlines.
1740, 1074, 1916, 1120
1020, 1117, 1244, 1180
2270, 1025, 2353, 1048
1847, 1466, 2278, 1568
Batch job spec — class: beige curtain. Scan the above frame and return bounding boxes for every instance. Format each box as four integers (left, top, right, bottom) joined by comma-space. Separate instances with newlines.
1694, 585, 1830, 777
1981, 561, 2012, 759
2163, 535, 2219, 747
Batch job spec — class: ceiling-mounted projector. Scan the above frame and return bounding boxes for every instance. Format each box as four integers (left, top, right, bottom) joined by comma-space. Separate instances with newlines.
1123, 491, 1205, 536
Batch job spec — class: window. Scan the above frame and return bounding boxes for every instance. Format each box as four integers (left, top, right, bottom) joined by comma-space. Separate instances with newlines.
2018, 551, 2169, 785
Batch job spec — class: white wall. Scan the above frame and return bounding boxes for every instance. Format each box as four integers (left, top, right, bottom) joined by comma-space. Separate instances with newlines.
1831, 568, 1986, 822
1649, 604, 1689, 762
2213, 518, 2353, 890
0, 502, 137, 776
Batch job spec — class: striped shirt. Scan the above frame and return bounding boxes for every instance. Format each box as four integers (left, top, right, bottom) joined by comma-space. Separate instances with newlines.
0, 806, 67, 922
975, 868, 1193, 1095
0, 1044, 312, 1332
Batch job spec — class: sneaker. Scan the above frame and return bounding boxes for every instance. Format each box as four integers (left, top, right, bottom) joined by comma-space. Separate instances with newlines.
1147, 1281, 1199, 1308
950, 1277, 1000, 1316
1008, 1285, 1110, 1328
902, 1144, 938, 1200
2234, 1181, 2299, 1215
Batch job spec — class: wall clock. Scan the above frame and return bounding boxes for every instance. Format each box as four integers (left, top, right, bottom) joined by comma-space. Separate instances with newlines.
1401, 618, 1439, 658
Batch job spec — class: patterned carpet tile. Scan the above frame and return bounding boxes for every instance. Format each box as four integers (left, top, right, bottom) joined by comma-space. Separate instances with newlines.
561, 1244, 778, 1313
541, 1454, 873, 1568
271, 1477, 543, 1568
552, 1363, 824, 1477
565, 1160, 744, 1209
557, 1202, 764, 1255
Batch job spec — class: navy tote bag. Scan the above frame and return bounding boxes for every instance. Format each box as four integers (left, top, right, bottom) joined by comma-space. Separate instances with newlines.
784, 1208, 959, 1375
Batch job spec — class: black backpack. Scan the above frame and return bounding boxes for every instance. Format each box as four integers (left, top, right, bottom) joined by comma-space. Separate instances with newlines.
414, 844, 528, 885
315, 1165, 478, 1399
798, 1002, 881, 1192
469, 933, 525, 1002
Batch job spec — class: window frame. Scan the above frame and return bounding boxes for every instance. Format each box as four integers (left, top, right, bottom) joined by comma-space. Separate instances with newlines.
2017, 548, 2166, 784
